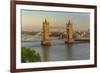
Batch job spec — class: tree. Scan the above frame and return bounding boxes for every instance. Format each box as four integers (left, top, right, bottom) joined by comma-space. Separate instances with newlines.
21, 47, 41, 63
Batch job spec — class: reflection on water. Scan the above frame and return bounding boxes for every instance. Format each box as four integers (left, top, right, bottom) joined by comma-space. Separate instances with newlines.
42, 46, 50, 61
66, 43, 73, 49
65, 44, 73, 60
22, 35, 90, 62
41, 44, 74, 61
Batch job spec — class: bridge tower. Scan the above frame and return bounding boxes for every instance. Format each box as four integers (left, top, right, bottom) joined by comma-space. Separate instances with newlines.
41, 19, 51, 46
65, 20, 74, 43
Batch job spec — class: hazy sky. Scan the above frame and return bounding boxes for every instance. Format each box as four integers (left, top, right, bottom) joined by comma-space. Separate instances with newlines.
21, 9, 90, 32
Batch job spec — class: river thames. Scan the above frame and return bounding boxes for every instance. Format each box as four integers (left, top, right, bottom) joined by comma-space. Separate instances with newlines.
21, 34, 90, 62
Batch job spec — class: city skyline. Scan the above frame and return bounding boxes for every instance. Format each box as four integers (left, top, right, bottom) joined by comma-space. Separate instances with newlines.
21, 9, 90, 32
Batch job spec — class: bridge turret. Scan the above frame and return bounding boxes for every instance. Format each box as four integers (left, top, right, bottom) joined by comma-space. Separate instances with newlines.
65, 20, 74, 43
41, 19, 51, 46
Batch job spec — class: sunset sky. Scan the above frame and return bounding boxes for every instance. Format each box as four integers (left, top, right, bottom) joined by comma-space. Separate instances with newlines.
21, 9, 90, 32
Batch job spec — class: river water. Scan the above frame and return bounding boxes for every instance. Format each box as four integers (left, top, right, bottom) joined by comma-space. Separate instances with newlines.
21, 34, 90, 62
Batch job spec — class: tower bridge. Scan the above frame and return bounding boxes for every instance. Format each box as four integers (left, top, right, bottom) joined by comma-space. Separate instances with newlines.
41, 19, 74, 46
22, 18, 89, 45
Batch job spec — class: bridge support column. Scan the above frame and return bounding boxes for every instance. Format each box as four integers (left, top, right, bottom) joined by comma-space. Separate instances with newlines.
41, 19, 51, 46
65, 20, 74, 43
